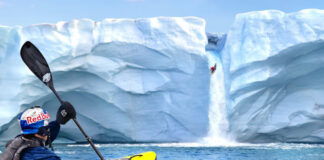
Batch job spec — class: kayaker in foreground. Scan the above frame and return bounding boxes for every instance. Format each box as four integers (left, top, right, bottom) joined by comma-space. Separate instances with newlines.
0, 102, 76, 160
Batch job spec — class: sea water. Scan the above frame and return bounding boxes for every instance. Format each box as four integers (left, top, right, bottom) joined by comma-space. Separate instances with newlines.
2, 143, 322, 160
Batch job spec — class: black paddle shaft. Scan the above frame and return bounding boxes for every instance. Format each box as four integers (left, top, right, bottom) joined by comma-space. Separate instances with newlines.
20, 41, 105, 160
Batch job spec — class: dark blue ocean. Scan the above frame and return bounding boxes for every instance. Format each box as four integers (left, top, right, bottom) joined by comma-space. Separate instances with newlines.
3, 143, 321, 160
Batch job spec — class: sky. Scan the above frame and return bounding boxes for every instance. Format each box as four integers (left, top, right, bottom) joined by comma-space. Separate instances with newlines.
0, 0, 323, 33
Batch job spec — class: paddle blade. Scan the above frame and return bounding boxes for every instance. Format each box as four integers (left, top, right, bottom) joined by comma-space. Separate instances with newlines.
20, 41, 53, 87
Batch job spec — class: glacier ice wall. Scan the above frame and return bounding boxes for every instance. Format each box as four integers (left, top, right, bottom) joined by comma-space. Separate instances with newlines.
222, 9, 324, 143
1, 9, 324, 144
0, 17, 209, 142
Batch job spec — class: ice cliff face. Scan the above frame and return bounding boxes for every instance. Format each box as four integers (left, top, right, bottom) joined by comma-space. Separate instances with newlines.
0, 17, 209, 142
222, 9, 324, 143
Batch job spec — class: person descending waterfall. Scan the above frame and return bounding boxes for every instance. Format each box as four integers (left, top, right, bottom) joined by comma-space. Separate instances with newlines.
0, 102, 76, 160
210, 63, 217, 74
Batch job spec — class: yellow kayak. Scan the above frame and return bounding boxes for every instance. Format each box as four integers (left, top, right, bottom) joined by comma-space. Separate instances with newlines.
107, 151, 157, 160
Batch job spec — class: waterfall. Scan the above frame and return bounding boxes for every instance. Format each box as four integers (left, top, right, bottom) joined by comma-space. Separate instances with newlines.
201, 51, 229, 145
201, 33, 234, 145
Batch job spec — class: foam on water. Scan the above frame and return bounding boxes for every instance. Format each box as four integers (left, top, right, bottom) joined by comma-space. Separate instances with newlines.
65, 142, 324, 149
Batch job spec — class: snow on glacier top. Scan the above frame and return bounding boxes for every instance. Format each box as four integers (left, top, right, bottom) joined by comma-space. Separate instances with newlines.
225, 9, 324, 73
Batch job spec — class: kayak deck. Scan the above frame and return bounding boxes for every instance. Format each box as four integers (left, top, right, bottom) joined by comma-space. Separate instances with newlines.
107, 151, 156, 160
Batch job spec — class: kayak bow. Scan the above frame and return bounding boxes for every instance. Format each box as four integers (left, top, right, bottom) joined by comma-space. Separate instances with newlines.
108, 151, 157, 160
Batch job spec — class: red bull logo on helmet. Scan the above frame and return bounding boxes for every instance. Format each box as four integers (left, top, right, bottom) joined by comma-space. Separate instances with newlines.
26, 112, 50, 124
20, 107, 50, 125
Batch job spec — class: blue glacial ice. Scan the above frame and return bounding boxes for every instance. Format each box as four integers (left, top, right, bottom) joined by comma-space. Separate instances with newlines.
222, 9, 324, 143
0, 17, 210, 143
